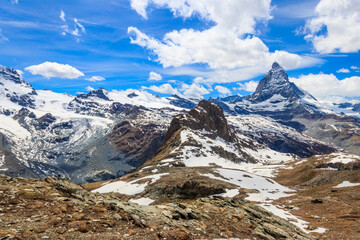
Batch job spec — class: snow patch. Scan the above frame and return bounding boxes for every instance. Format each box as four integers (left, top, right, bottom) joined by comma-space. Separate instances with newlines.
334, 181, 360, 188
129, 197, 155, 206
0, 153, 5, 167
93, 173, 168, 195
203, 168, 294, 203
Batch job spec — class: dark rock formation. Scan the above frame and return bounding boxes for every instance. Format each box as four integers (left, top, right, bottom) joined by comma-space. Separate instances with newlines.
163, 100, 236, 143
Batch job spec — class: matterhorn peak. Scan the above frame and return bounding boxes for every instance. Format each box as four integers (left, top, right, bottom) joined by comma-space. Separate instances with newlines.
248, 62, 312, 103
271, 61, 283, 70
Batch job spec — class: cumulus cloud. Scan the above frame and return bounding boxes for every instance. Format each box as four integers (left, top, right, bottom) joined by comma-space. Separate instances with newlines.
236, 81, 259, 92
128, 0, 320, 83
148, 71, 162, 81
290, 74, 360, 98
305, 0, 360, 53
143, 82, 211, 98
142, 83, 178, 95
337, 68, 350, 73
181, 83, 210, 98
25, 62, 84, 79
215, 86, 231, 95
85, 76, 105, 82
130, 0, 272, 34
60, 10, 86, 40
351, 66, 359, 70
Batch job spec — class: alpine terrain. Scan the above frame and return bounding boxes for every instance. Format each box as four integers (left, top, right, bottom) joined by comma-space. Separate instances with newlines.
1, 63, 360, 239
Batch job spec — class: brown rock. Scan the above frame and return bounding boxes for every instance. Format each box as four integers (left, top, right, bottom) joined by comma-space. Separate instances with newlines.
52, 208, 62, 215
68, 221, 89, 232
28, 201, 44, 209
59, 204, 67, 212
33, 223, 48, 233
73, 213, 85, 220
56, 228, 66, 234
161, 229, 193, 240
110, 237, 122, 240
48, 217, 61, 226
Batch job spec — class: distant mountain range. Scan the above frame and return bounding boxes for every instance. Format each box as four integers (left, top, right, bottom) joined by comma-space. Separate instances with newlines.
1, 63, 360, 184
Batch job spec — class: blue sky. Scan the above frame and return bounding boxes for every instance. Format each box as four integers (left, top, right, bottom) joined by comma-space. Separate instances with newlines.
0, 0, 359, 99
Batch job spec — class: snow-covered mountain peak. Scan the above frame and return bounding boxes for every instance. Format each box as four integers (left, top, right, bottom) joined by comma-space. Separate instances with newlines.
0, 65, 37, 110
0, 65, 25, 85
249, 62, 316, 105
77, 87, 110, 101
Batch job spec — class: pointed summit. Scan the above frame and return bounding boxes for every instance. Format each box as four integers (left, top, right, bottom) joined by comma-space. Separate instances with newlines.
249, 62, 310, 103
271, 61, 282, 70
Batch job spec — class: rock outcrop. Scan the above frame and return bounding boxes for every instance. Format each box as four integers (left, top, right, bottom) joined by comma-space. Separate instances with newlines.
0, 174, 313, 240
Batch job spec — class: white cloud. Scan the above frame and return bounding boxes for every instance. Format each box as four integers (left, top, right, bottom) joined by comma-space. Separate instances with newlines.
181, 83, 210, 98
131, 0, 272, 34
85, 76, 105, 82
351, 66, 359, 70
337, 68, 350, 73
86, 86, 95, 91
16, 69, 23, 77
60, 10, 86, 39
142, 83, 178, 95
74, 18, 86, 33
128, 0, 320, 83
290, 74, 360, 98
148, 71, 162, 81
11, 0, 18, 4
236, 81, 259, 92
60, 10, 66, 22
142, 81, 211, 98
215, 86, 231, 95
25, 62, 84, 79
130, 0, 149, 19
305, 0, 360, 53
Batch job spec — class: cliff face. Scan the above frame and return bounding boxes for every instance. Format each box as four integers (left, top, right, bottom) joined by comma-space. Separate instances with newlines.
163, 100, 236, 144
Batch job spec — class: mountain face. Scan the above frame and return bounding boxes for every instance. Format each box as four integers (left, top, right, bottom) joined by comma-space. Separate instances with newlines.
0, 65, 37, 110
93, 99, 338, 203
0, 62, 359, 185
212, 63, 360, 157
211, 62, 321, 119
250, 62, 314, 103
93, 100, 297, 203
0, 65, 193, 183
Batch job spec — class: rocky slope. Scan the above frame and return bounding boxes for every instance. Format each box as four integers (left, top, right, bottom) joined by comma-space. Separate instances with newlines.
0, 174, 313, 240
90, 100, 335, 238
274, 153, 360, 239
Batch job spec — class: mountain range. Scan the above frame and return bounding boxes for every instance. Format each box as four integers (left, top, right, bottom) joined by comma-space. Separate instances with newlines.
0, 62, 360, 185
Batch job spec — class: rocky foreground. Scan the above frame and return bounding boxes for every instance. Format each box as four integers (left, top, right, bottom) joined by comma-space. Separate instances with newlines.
0, 174, 312, 240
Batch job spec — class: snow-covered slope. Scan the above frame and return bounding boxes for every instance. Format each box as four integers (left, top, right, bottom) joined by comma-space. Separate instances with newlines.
0, 65, 191, 183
